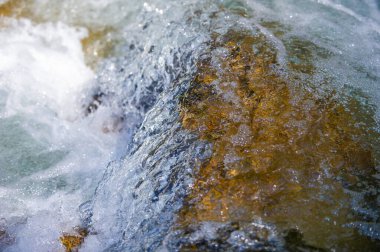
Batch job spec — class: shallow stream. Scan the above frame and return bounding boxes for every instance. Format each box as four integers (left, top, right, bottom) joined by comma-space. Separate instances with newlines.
0, 0, 379, 251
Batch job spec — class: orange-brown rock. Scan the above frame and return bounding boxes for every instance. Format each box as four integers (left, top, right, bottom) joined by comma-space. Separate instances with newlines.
0, 0, 31, 18
60, 227, 88, 252
178, 30, 379, 250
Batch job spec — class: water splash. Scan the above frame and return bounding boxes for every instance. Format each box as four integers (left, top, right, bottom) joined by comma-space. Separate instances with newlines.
0, 0, 379, 251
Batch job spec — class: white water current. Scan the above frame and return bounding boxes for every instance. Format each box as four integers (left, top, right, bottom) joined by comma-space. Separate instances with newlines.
0, 0, 379, 251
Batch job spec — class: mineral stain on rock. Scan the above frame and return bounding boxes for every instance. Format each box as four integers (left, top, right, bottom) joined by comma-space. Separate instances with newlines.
178, 30, 379, 250
59, 227, 88, 252
0, 0, 30, 18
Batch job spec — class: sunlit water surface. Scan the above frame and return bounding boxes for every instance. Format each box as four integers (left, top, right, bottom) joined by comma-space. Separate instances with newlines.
0, 0, 379, 251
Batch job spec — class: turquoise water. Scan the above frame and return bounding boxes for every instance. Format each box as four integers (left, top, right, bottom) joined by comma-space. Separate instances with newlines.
0, 116, 66, 185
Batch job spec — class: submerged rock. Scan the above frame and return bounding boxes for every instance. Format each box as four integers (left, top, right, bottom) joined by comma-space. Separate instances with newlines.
0, 229, 14, 251
83, 1, 380, 251
175, 28, 380, 251
60, 227, 88, 252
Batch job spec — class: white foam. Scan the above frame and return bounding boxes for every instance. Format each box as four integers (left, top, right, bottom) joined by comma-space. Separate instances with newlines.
0, 19, 93, 120
0, 15, 122, 252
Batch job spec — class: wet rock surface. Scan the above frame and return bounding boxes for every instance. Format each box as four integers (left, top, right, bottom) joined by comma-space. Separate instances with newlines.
60, 227, 88, 252
87, 6, 380, 251
174, 29, 380, 251
1, 0, 379, 251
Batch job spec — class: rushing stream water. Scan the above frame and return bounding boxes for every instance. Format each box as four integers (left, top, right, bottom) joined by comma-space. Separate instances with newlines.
0, 0, 379, 251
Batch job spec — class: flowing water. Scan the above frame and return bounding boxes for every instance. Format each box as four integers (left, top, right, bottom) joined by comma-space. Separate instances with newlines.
0, 0, 379, 251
